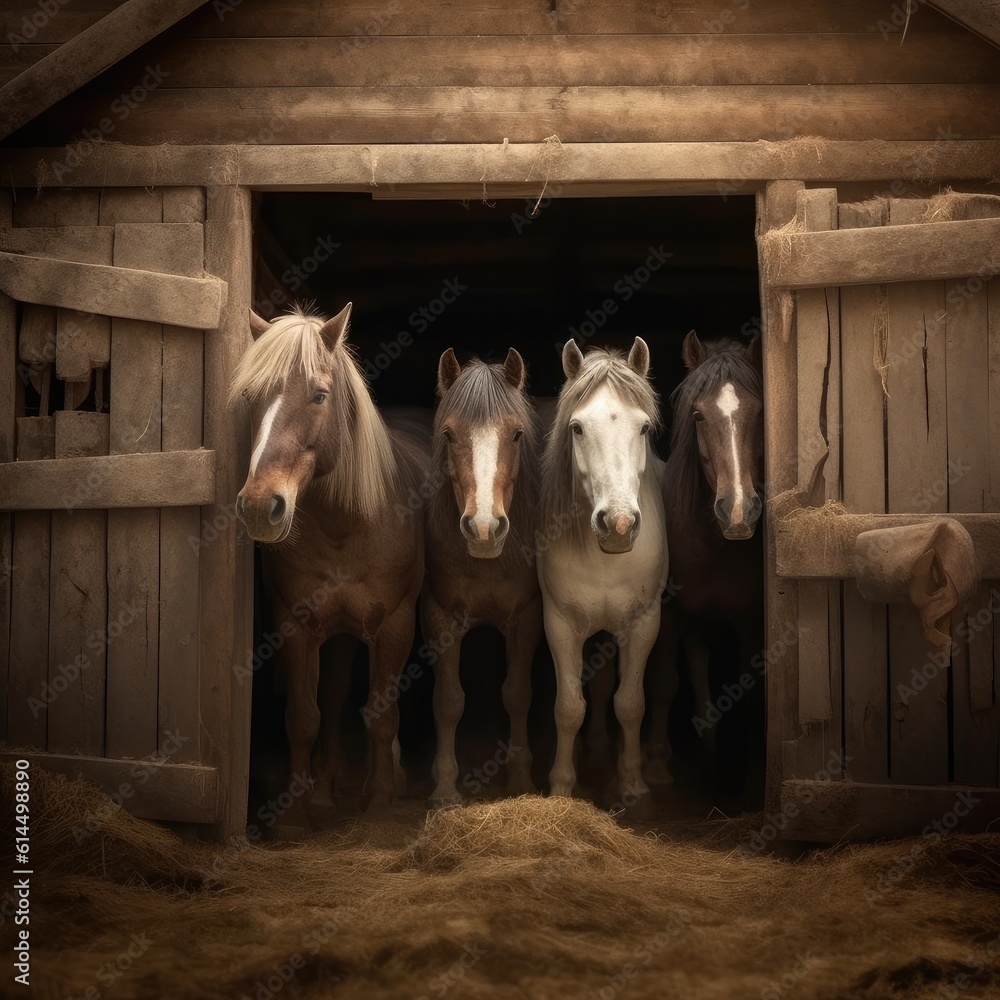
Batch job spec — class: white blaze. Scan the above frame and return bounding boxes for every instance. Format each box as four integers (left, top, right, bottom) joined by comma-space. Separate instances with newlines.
716, 382, 744, 518
250, 394, 283, 477
470, 426, 500, 539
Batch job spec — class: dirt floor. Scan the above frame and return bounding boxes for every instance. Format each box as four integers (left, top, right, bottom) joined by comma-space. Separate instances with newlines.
3, 764, 1000, 1000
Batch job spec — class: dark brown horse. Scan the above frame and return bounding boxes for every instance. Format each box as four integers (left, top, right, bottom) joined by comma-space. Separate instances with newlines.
422, 349, 543, 805
230, 304, 430, 827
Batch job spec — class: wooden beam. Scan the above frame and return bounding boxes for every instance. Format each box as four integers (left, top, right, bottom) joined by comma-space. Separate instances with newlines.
929, 1, 1000, 50
776, 509, 1000, 579
3, 140, 999, 192
0, 226, 114, 263
0, 251, 225, 329
762, 218, 1000, 289
0, 751, 218, 824
0, 0, 209, 140
781, 779, 1000, 842
0, 449, 215, 511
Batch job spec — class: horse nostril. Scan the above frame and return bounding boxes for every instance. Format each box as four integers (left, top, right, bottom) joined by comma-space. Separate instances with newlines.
460, 514, 476, 539
595, 509, 609, 533
714, 496, 732, 523
269, 494, 286, 525
495, 515, 509, 541
236, 495, 246, 520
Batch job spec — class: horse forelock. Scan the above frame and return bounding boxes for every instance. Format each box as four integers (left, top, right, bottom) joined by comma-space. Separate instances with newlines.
665, 338, 761, 514
541, 348, 661, 534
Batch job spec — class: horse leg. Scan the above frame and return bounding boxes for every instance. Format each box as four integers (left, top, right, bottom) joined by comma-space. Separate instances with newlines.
546, 607, 586, 798
583, 632, 616, 790
281, 625, 323, 832
644, 612, 679, 786
424, 592, 469, 807
686, 629, 718, 767
362, 599, 415, 811
501, 597, 542, 795
312, 633, 357, 810
614, 609, 659, 816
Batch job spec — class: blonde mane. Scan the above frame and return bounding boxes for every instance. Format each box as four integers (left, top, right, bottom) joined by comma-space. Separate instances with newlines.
541, 348, 662, 533
229, 307, 398, 521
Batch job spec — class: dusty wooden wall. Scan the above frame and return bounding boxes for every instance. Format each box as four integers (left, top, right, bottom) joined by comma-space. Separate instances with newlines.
2, 0, 999, 145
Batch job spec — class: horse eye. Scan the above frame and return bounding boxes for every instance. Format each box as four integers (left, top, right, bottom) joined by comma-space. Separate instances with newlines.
571, 422, 583, 436
640, 422, 651, 436
312, 391, 328, 405
692, 410, 705, 423
512, 428, 524, 442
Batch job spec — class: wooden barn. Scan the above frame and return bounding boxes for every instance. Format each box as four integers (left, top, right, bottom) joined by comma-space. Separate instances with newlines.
0, 0, 999, 846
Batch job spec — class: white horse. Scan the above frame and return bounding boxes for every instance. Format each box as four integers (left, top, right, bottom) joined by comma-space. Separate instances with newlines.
538, 339, 669, 812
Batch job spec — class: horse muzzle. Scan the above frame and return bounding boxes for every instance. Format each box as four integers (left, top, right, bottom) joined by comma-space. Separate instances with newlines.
461, 512, 509, 559
236, 490, 294, 543
594, 509, 640, 554
716, 492, 762, 541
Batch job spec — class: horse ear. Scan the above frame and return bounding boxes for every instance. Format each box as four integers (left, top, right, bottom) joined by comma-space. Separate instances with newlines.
681, 329, 704, 371
746, 330, 761, 366
319, 301, 352, 349
502, 348, 526, 391
562, 339, 584, 380
437, 348, 461, 396
628, 337, 650, 376
249, 309, 271, 341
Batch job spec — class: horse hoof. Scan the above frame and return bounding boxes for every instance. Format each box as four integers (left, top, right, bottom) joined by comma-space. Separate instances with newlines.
643, 758, 674, 786
615, 792, 654, 823
429, 793, 464, 810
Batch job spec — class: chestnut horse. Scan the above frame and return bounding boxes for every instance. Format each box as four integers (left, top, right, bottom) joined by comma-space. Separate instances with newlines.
230, 304, 430, 827
538, 339, 668, 812
423, 348, 543, 805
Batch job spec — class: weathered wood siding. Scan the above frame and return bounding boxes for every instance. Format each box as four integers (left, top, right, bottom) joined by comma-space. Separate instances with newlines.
4, 0, 1000, 145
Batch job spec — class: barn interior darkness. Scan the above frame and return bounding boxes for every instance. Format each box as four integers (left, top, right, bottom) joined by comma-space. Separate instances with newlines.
247, 192, 765, 823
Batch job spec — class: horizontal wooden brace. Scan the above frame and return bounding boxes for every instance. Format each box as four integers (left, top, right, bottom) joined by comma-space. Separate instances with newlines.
0, 250, 225, 329
1, 751, 218, 824
2, 140, 999, 191
781, 779, 1000, 842
0, 449, 216, 510
775, 509, 1000, 579
761, 217, 1000, 288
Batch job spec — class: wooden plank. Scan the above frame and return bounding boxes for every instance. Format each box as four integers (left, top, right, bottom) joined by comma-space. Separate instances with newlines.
177, 0, 968, 36
764, 217, 1000, 290
25, 84, 1000, 146
0, 0, 210, 140
839, 199, 889, 783
12, 190, 100, 227
0, 450, 215, 510
928, 1, 1000, 49
203, 186, 253, 840
162, 187, 206, 225
134, 33, 1000, 88
47, 411, 109, 756
18, 303, 55, 366
0, 192, 13, 742
945, 219, 998, 786
0, 225, 115, 262
757, 180, 804, 810
9, 140, 1000, 191
105, 201, 164, 761
795, 189, 837, 730
6, 417, 53, 748
0, 251, 225, 329
782, 779, 1000, 842
0, 751, 218, 824
991, 259, 1000, 790
886, 198, 949, 788
99, 189, 162, 226
0, 6, 118, 45
777, 510, 1000, 579
144, 219, 205, 764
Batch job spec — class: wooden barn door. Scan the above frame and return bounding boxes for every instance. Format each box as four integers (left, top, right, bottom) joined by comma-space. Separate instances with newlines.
0, 186, 253, 839
757, 182, 1000, 841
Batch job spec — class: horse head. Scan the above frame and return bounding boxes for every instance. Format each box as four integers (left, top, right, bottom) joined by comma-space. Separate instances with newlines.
435, 347, 533, 558
678, 330, 763, 540
231, 303, 357, 543
557, 337, 660, 554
